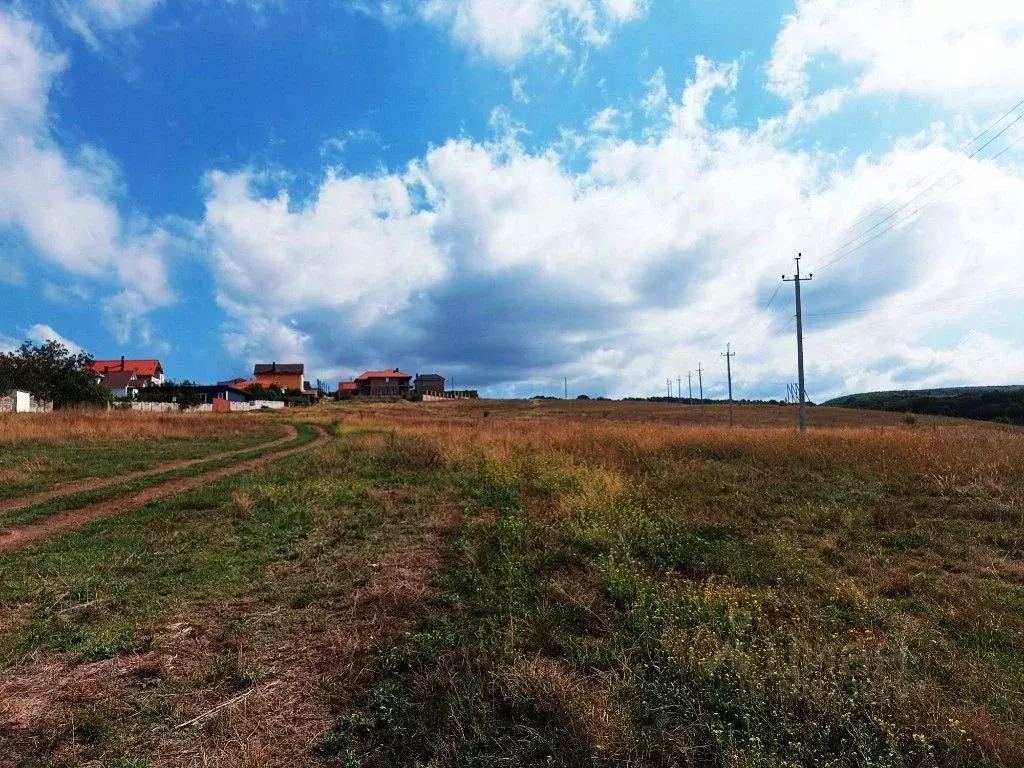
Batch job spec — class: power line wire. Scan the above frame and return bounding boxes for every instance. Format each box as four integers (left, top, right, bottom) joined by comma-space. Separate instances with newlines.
805, 287, 1022, 333
805, 286, 1022, 320
819, 129, 1024, 270
833, 97, 1024, 241
821, 112, 1024, 269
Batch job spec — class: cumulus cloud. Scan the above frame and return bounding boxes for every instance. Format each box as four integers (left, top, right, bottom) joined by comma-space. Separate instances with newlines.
25, 323, 83, 354
203, 50, 1024, 396
0, 9, 173, 343
202, 166, 445, 369
768, 0, 1024, 108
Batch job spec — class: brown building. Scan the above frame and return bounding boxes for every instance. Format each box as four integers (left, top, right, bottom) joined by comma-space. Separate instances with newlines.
414, 373, 445, 395
355, 369, 412, 397
253, 362, 304, 391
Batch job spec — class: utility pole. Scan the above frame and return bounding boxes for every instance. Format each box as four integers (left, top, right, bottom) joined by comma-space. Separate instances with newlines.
697, 364, 704, 419
687, 372, 693, 404
666, 378, 672, 399
783, 253, 813, 432
721, 343, 735, 427
564, 377, 568, 400
677, 376, 682, 403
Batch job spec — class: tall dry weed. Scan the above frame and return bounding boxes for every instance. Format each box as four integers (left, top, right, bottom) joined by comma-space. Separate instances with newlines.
0, 411, 271, 444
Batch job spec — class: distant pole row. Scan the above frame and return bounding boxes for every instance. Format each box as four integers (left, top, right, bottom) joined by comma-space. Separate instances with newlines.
665, 254, 812, 433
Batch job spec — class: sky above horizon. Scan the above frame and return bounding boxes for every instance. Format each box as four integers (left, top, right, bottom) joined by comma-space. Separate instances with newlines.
1, 0, 1023, 399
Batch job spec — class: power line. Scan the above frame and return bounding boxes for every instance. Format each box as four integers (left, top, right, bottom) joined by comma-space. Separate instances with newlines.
805, 286, 1023, 321
809, 288, 1023, 334
821, 119, 1024, 269
833, 97, 1024, 243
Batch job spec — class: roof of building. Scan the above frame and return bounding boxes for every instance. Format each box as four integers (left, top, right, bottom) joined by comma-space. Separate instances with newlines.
356, 368, 412, 380
339, 381, 358, 391
99, 370, 140, 389
254, 362, 304, 375
416, 373, 445, 379
87, 359, 163, 377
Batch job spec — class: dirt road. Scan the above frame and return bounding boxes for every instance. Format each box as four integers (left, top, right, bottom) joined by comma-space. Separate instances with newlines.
0, 424, 300, 518
0, 425, 330, 553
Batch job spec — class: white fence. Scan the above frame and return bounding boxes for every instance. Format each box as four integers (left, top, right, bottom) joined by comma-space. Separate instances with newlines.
125, 402, 179, 413
230, 400, 286, 411
123, 399, 286, 413
423, 392, 477, 401
0, 391, 53, 413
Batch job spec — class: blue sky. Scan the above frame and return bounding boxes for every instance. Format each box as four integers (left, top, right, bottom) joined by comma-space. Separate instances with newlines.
2, 0, 1024, 399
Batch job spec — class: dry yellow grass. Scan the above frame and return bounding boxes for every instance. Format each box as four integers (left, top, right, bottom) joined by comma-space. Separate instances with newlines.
0, 411, 270, 444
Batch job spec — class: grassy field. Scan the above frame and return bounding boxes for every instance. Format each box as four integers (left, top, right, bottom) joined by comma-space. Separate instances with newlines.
0, 412, 281, 500
0, 401, 1022, 766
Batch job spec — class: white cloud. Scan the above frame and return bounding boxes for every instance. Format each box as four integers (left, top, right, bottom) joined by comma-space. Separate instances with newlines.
25, 323, 82, 354
0, 12, 66, 132
768, 0, 1024, 108
511, 76, 529, 103
0, 9, 173, 343
43, 282, 91, 303
203, 166, 445, 363
58, 0, 164, 48
203, 54, 1024, 397
417, 0, 647, 62
587, 106, 629, 133
640, 66, 667, 114
671, 56, 738, 134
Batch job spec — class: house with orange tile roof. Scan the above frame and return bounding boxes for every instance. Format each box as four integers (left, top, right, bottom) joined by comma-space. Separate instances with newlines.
86, 356, 164, 388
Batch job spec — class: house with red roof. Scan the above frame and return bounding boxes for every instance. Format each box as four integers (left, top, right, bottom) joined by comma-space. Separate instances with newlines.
86, 357, 164, 389
354, 368, 412, 398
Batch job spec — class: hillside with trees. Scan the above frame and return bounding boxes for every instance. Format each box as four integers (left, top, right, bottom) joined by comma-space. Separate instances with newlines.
825, 386, 1024, 425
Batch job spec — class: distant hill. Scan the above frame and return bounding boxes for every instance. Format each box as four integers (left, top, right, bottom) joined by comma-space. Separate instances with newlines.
824, 386, 1024, 425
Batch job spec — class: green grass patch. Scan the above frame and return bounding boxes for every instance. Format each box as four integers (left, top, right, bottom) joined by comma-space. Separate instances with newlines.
0, 425, 284, 500
0, 423, 320, 528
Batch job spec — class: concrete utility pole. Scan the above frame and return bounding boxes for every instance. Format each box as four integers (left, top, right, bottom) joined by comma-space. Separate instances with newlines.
564, 377, 568, 400
666, 378, 672, 399
783, 254, 813, 432
697, 364, 704, 419
687, 372, 693, 404
721, 343, 736, 427
677, 376, 682, 403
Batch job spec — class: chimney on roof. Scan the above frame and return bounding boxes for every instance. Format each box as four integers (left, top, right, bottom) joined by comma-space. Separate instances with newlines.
272, 361, 276, 373
120, 355, 125, 371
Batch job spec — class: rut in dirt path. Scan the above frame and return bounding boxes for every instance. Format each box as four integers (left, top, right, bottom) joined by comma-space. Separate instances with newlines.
0, 425, 299, 518
0, 426, 330, 554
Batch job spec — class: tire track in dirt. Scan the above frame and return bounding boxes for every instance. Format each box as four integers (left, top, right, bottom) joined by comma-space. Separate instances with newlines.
0, 426, 330, 554
0, 425, 299, 518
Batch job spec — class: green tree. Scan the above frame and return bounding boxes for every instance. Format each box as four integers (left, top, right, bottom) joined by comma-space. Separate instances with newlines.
137, 381, 205, 410
244, 383, 286, 401
0, 340, 109, 408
